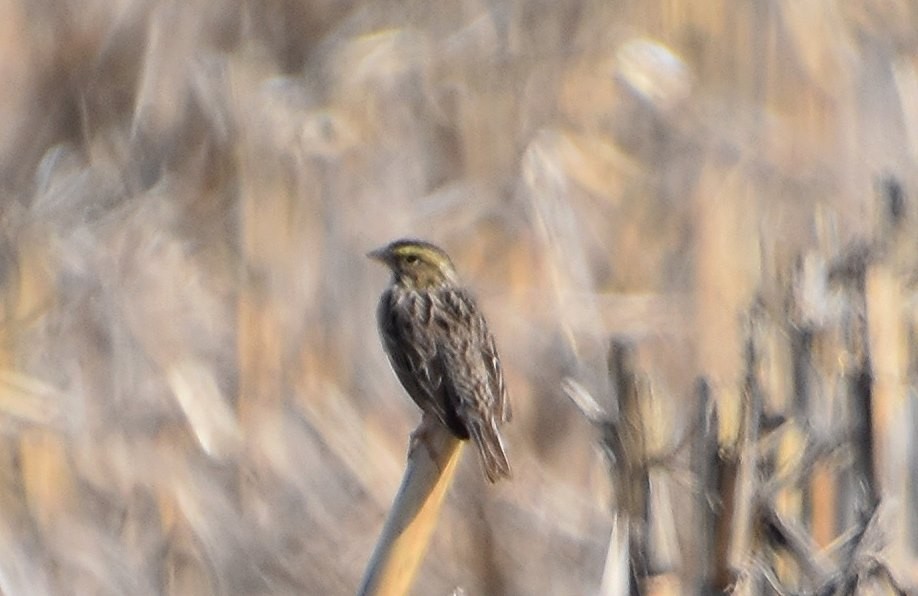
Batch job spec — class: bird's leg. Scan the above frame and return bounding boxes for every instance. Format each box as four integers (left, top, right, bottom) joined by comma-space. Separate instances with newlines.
409, 413, 444, 468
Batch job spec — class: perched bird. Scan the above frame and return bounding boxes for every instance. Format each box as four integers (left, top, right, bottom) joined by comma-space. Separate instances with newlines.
368, 239, 512, 482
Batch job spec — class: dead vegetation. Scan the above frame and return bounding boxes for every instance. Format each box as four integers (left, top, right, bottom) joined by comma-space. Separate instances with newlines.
0, 0, 916, 594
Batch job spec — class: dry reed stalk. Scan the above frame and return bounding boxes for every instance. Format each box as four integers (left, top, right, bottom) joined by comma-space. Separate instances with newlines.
358, 418, 463, 596
725, 342, 761, 588
693, 380, 720, 592
770, 289, 807, 591
571, 340, 686, 594
11, 238, 78, 548
693, 162, 760, 453
598, 514, 630, 596
862, 180, 913, 585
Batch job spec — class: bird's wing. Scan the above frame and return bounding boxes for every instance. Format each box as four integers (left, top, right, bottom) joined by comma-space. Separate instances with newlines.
435, 290, 512, 481
378, 290, 468, 437
437, 290, 510, 424
482, 329, 511, 423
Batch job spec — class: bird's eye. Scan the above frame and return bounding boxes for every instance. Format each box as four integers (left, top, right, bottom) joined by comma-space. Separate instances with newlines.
405, 255, 419, 265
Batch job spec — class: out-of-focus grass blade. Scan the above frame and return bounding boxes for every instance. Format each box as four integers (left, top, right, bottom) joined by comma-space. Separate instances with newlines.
0, 370, 64, 428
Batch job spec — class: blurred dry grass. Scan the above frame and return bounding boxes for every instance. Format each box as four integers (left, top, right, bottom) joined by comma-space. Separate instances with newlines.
0, 0, 917, 594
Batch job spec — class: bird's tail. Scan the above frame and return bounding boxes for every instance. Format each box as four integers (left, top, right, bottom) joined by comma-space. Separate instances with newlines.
467, 419, 512, 483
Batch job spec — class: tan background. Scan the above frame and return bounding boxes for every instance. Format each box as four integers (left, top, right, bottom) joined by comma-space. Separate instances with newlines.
0, 1, 916, 594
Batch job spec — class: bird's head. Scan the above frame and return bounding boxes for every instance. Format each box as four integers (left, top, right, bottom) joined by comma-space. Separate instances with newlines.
368, 239, 459, 289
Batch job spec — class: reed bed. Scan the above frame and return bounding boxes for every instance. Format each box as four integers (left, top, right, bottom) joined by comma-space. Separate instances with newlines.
0, 0, 916, 594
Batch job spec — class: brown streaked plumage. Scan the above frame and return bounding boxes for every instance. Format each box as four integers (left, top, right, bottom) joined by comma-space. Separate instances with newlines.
368, 239, 512, 482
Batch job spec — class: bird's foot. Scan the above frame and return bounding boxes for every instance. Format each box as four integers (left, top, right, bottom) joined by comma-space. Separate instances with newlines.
410, 414, 451, 470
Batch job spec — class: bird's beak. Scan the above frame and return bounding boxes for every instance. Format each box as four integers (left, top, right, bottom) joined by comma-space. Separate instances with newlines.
367, 247, 389, 263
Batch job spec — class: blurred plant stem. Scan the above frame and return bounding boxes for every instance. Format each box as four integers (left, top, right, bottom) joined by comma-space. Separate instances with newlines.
358, 416, 463, 596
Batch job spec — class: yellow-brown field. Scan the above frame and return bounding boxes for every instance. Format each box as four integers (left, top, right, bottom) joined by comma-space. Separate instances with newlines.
0, 1, 916, 594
